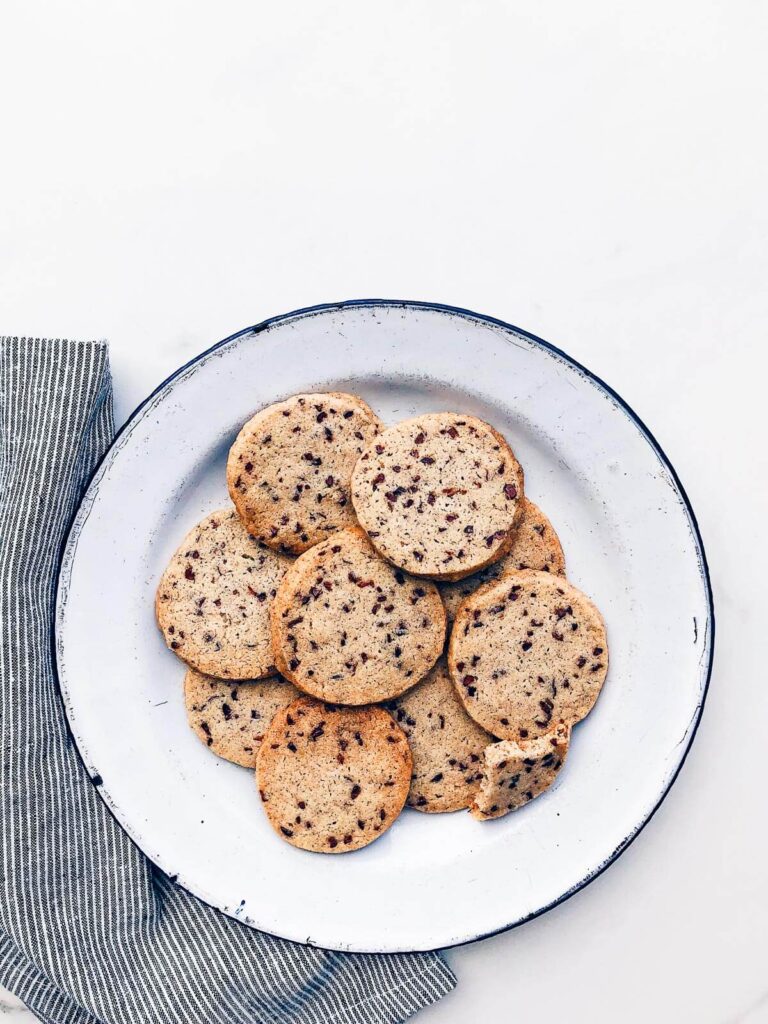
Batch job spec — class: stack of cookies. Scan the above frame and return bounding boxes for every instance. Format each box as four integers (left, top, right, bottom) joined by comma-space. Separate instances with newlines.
156, 393, 608, 854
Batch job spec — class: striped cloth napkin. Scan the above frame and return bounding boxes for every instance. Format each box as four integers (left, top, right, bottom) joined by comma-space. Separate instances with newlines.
0, 337, 455, 1024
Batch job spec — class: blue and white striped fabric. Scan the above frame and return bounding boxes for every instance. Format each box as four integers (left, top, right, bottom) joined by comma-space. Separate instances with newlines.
0, 337, 456, 1024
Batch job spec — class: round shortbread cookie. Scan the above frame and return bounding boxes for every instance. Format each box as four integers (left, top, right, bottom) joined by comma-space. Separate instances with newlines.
270, 527, 446, 704
184, 668, 300, 768
448, 570, 608, 740
155, 509, 291, 679
470, 724, 571, 820
256, 697, 412, 853
227, 393, 381, 555
351, 413, 524, 581
387, 659, 494, 813
438, 498, 566, 622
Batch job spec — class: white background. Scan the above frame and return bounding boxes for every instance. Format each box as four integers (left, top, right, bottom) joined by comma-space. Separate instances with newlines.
1, 2, 767, 1022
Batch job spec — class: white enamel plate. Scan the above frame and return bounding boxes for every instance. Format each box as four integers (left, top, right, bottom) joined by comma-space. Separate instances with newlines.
56, 301, 713, 952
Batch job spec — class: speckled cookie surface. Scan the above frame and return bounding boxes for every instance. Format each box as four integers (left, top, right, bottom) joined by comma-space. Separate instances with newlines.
438, 498, 566, 621
256, 697, 412, 853
270, 527, 446, 704
388, 659, 494, 813
351, 413, 524, 581
470, 724, 571, 820
156, 509, 292, 679
184, 669, 300, 768
227, 393, 381, 555
448, 570, 608, 740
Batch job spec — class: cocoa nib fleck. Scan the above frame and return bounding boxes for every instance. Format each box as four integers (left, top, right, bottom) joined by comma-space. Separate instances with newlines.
350, 784, 361, 800
280, 826, 294, 837
184, 566, 195, 581
485, 530, 505, 547
309, 722, 326, 741
430, 772, 444, 782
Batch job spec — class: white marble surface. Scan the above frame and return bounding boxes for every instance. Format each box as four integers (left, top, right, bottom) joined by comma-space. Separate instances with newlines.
1, 1, 766, 1021
0, 991, 32, 1019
